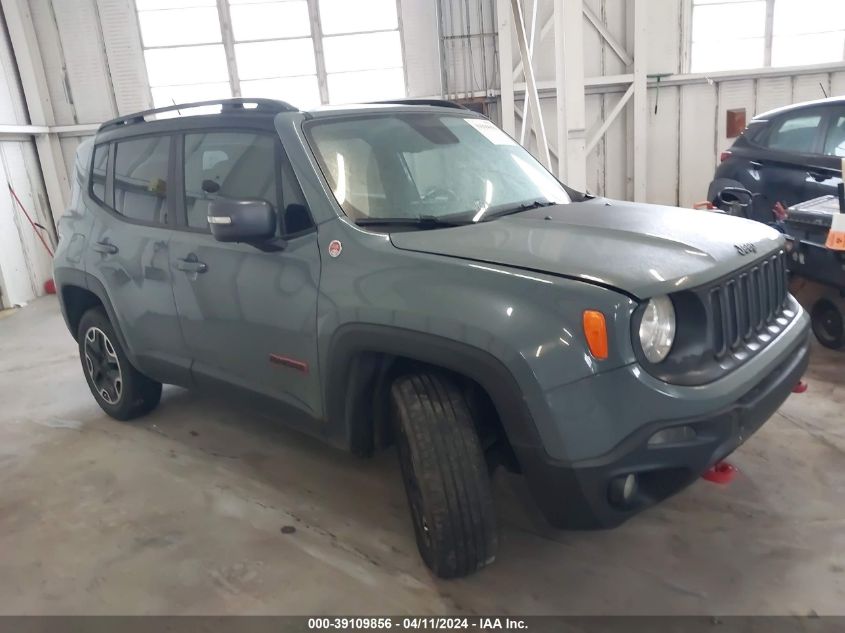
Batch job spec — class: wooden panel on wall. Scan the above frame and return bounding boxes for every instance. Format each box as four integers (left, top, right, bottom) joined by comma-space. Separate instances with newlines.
29, 0, 77, 125
646, 0, 682, 75
583, 0, 604, 79
679, 82, 718, 208
97, 0, 152, 115
0, 5, 27, 126
831, 72, 845, 97
647, 85, 679, 206
792, 73, 830, 103
585, 93, 603, 195
602, 90, 628, 200
717, 80, 755, 157
0, 141, 53, 306
793, 73, 831, 103
51, 0, 117, 123
755, 77, 792, 116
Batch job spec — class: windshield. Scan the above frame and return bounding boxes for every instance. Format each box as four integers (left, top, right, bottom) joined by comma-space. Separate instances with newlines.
305, 112, 571, 223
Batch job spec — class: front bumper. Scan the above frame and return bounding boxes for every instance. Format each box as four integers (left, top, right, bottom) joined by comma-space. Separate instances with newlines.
518, 322, 810, 530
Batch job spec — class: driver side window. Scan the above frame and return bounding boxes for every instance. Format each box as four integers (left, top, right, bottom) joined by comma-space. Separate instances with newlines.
183, 132, 278, 231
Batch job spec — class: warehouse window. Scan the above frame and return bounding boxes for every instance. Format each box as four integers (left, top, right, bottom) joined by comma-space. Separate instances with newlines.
771, 0, 845, 67
319, 0, 405, 103
136, 0, 406, 109
690, 0, 845, 72
690, 0, 768, 72
136, 0, 231, 109
230, 0, 321, 107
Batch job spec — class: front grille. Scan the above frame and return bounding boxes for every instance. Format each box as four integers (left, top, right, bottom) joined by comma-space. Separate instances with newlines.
707, 250, 788, 359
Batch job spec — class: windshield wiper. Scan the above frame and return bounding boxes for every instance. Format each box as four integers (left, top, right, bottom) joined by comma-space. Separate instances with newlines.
355, 215, 468, 229
478, 199, 556, 222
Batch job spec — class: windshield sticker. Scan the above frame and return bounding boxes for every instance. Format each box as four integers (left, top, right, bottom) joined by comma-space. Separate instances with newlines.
465, 118, 518, 146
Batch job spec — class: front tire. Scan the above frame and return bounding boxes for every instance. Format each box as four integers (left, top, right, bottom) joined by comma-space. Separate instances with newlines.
811, 298, 845, 350
77, 307, 162, 420
390, 373, 497, 578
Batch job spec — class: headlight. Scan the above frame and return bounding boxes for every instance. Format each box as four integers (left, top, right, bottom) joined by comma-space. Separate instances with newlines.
638, 296, 676, 363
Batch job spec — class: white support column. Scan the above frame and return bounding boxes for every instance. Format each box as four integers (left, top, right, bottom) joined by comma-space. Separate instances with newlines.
554, 0, 587, 188
511, 0, 549, 167
216, 0, 241, 97
516, 105, 559, 162
518, 0, 538, 146
1, 0, 70, 225
497, 0, 516, 136
631, 0, 648, 202
763, 0, 775, 68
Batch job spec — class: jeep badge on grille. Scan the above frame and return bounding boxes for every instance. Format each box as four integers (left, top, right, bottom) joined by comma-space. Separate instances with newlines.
734, 243, 757, 256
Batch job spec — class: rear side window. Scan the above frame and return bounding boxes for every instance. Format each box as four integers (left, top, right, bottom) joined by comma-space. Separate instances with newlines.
764, 113, 821, 153
183, 132, 278, 231
91, 144, 108, 204
113, 136, 171, 224
823, 114, 845, 157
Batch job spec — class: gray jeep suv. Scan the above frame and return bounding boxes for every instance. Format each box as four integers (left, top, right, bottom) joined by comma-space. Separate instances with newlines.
54, 98, 810, 578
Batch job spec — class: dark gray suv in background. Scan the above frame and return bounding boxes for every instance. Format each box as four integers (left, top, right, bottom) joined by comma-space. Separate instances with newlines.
54, 98, 810, 578
709, 96, 845, 222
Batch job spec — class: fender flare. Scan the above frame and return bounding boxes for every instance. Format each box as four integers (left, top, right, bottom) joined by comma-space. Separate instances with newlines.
323, 323, 550, 459
54, 267, 137, 365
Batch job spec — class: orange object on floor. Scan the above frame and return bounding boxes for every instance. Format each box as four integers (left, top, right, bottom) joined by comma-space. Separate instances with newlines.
792, 380, 808, 394
702, 461, 738, 484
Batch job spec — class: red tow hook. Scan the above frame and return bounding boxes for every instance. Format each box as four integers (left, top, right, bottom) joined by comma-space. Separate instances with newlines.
702, 461, 738, 484
792, 380, 808, 394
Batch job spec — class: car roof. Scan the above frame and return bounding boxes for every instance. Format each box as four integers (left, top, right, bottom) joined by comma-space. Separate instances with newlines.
97, 98, 475, 135
302, 101, 474, 118
754, 95, 845, 122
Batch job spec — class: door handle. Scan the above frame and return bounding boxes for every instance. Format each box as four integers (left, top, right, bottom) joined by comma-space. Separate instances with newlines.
749, 161, 763, 170
92, 241, 118, 254
808, 171, 828, 182
175, 257, 208, 274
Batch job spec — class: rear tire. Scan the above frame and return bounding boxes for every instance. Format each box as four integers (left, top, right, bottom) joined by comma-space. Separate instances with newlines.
77, 307, 162, 420
811, 298, 845, 350
390, 373, 497, 578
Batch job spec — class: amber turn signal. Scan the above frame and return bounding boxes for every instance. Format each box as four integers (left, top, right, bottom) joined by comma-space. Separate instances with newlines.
582, 310, 609, 360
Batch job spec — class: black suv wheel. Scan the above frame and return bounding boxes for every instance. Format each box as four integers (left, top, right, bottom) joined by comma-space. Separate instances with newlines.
811, 298, 845, 350
390, 373, 497, 578
78, 307, 162, 420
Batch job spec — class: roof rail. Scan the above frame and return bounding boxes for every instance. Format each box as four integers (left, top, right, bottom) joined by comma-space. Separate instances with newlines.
98, 98, 298, 133
370, 98, 468, 110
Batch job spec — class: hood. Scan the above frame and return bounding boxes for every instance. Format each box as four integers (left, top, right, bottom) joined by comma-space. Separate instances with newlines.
389, 198, 785, 298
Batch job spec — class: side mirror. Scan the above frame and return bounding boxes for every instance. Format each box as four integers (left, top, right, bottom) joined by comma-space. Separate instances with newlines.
717, 187, 753, 207
207, 198, 276, 243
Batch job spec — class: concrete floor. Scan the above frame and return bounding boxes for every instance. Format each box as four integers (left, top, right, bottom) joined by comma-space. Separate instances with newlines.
1, 296, 843, 615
